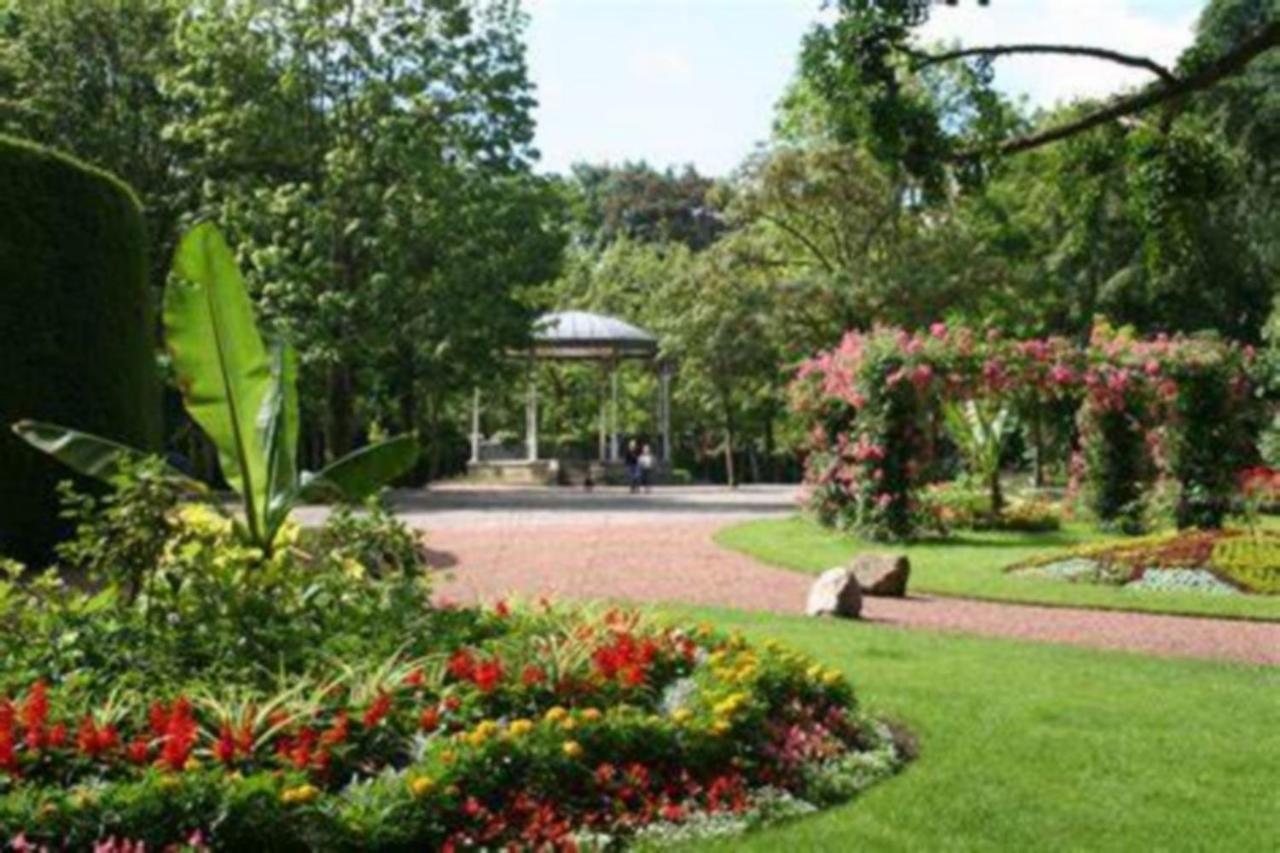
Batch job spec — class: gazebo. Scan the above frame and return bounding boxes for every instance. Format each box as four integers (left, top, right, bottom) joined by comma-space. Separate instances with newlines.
466, 310, 673, 485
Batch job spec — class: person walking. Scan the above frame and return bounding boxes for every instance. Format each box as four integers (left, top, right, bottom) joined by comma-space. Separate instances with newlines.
639, 442, 655, 493
623, 438, 641, 493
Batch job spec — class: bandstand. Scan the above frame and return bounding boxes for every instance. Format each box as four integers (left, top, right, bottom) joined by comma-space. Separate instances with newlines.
465, 310, 673, 485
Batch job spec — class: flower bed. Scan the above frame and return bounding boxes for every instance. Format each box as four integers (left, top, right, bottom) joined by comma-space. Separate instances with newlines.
0, 483, 907, 849
1007, 529, 1280, 595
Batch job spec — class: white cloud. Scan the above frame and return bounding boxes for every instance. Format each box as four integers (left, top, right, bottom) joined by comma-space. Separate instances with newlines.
920, 0, 1201, 108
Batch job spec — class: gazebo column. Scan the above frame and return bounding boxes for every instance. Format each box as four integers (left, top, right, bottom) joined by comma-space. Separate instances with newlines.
469, 387, 481, 464
609, 363, 620, 462
525, 368, 539, 462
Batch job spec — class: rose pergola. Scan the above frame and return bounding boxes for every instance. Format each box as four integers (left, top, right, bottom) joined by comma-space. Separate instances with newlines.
793, 322, 1261, 541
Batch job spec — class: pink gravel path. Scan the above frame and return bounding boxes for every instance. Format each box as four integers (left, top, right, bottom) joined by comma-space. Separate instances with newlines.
430, 519, 1280, 667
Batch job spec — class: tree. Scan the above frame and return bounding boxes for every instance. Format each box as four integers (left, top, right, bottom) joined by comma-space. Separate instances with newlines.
655, 245, 780, 488
563, 161, 724, 251
800, 0, 1280, 182
0, 0, 188, 288
163, 0, 556, 461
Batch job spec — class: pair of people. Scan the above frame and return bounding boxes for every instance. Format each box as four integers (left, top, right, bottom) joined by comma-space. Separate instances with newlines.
623, 439, 654, 493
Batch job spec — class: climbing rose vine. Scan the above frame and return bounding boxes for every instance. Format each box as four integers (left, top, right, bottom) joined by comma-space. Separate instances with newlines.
794, 323, 1259, 540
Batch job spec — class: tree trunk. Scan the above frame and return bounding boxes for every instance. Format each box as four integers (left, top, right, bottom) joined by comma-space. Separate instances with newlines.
326, 363, 356, 461
426, 390, 442, 482
990, 467, 1004, 514
722, 393, 737, 489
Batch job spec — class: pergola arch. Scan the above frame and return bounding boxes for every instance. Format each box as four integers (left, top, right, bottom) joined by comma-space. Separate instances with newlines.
467, 310, 673, 484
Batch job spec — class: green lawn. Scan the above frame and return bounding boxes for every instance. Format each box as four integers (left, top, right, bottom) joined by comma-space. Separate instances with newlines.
715, 516, 1280, 621
675, 607, 1280, 852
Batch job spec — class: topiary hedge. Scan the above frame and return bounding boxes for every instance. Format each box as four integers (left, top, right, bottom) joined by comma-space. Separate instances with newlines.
0, 135, 161, 564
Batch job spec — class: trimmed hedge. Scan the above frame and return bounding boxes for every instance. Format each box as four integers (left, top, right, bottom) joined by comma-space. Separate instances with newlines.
0, 135, 161, 564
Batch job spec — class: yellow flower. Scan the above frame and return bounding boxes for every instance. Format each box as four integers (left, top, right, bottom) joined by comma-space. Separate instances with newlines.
440, 749, 457, 765
562, 740, 584, 759
341, 558, 367, 580
467, 720, 500, 747
671, 708, 694, 724
281, 784, 320, 805
544, 706, 568, 723
560, 717, 577, 732
711, 720, 732, 736
183, 757, 202, 772
806, 663, 824, 682
508, 719, 534, 737
713, 692, 748, 718
821, 668, 843, 687
409, 776, 435, 799
580, 708, 602, 723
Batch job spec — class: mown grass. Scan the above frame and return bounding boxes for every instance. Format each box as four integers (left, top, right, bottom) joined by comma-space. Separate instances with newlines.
674, 607, 1280, 852
715, 515, 1280, 621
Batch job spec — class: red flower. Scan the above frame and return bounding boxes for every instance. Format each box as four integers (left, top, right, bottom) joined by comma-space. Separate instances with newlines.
520, 664, 546, 687
76, 716, 118, 758
20, 682, 48, 751
214, 723, 237, 765
443, 695, 462, 712
447, 650, 477, 682
472, 658, 504, 693
363, 692, 392, 729
402, 668, 425, 688
47, 722, 67, 749
493, 599, 511, 618
125, 737, 150, 765
0, 699, 16, 773
320, 711, 350, 746
419, 707, 440, 732
156, 698, 197, 771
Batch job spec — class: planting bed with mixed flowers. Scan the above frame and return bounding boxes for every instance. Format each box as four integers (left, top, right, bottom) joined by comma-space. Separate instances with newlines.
0, 475, 907, 851
1007, 528, 1280, 596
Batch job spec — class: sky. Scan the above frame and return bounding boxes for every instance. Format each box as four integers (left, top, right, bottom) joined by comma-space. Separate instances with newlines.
525, 0, 1207, 177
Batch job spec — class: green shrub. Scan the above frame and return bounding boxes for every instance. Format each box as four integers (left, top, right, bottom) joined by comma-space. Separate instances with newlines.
0, 135, 161, 564
1209, 536, 1280, 594
923, 481, 1061, 533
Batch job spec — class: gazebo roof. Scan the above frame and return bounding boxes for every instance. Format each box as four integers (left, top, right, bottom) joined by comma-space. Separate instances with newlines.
531, 310, 658, 360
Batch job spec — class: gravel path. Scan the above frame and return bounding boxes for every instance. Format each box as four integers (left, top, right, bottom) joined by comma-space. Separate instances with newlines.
420, 509, 1280, 668
301, 485, 1280, 666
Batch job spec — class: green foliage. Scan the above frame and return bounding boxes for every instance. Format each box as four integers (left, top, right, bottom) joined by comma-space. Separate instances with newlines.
0, 0, 563, 474
923, 481, 1061, 533
0, 487, 436, 694
53, 457, 185, 600
16, 223, 418, 555
0, 134, 161, 564
565, 162, 724, 250
0, 488, 903, 846
941, 399, 1016, 512
1211, 533, 1280, 593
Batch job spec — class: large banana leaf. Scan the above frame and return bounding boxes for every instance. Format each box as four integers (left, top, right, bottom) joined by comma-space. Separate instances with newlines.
260, 339, 299, 542
167, 223, 274, 542
12, 420, 203, 491
298, 435, 418, 503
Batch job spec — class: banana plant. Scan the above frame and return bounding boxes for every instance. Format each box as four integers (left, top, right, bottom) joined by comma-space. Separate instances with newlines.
13, 222, 417, 555
942, 398, 1017, 514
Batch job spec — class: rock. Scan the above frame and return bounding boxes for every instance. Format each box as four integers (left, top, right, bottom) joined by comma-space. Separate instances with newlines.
850, 554, 910, 597
806, 568, 863, 618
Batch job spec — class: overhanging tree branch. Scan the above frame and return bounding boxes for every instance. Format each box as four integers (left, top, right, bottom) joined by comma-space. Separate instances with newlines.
954, 20, 1280, 159
910, 43, 1175, 82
